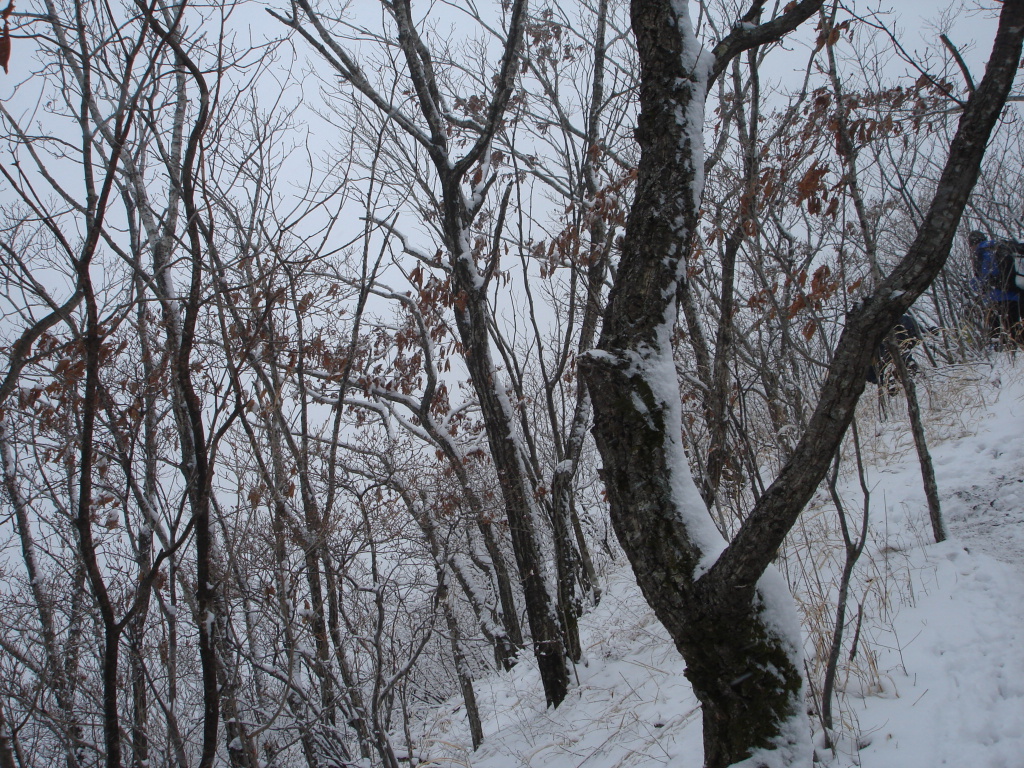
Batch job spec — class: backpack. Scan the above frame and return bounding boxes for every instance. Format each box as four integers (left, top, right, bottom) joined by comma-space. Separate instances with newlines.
979, 239, 1024, 293
1008, 240, 1024, 292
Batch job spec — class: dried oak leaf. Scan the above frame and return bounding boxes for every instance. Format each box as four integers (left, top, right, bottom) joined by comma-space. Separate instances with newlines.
0, 3, 12, 74
0, 28, 9, 74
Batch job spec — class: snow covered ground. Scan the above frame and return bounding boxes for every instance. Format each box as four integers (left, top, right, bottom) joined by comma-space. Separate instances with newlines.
413, 354, 1024, 768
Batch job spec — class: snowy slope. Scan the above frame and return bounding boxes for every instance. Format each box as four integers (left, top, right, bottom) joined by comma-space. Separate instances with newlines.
414, 355, 1024, 768
849, 358, 1024, 768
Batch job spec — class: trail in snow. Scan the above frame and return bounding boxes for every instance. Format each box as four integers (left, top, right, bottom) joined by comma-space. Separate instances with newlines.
851, 357, 1024, 768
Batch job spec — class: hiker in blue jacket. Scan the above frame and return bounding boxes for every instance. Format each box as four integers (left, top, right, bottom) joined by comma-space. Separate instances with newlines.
969, 230, 1023, 344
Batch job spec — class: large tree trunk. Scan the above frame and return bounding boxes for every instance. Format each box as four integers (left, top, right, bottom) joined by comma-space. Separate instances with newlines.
582, 1, 1024, 766
586, 353, 808, 766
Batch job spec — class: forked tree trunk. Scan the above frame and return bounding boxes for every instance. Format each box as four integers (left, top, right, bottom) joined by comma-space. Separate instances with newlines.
434, 0, 570, 700
583, 1, 1024, 766
582, 4, 827, 762
586, 356, 808, 766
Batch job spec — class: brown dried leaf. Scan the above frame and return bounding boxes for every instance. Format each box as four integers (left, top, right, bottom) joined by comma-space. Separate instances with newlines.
796, 162, 829, 204
0, 31, 9, 75
0, 4, 12, 74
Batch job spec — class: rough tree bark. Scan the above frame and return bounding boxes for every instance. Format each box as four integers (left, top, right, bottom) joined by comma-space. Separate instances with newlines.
581, 1, 1024, 766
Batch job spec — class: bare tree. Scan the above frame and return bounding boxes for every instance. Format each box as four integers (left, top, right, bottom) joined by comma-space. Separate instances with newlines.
272, 0, 575, 705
